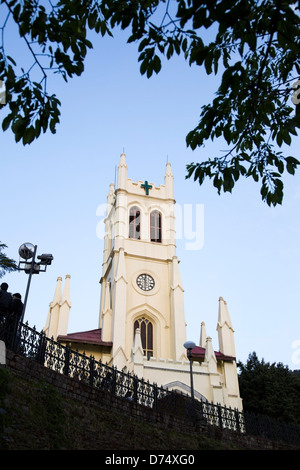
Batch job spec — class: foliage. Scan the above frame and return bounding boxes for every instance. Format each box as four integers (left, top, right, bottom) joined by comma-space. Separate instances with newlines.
238, 352, 300, 425
0, 242, 18, 278
0, 0, 299, 205
38, 381, 69, 449
292, 369, 300, 379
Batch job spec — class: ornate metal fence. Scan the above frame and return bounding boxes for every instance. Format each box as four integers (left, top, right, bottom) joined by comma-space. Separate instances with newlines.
1, 316, 299, 446
201, 401, 246, 433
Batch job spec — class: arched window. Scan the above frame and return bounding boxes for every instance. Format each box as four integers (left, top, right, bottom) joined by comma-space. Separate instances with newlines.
150, 210, 162, 243
134, 317, 153, 359
129, 206, 141, 239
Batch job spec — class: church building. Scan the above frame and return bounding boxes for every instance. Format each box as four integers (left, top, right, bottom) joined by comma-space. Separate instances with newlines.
43, 153, 242, 410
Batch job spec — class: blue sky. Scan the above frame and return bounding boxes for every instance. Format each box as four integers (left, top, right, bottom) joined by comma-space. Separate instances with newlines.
1, 16, 300, 371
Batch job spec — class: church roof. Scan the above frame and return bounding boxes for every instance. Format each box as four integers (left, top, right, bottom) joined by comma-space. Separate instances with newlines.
57, 331, 234, 361
57, 328, 112, 347
192, 345, 235, 362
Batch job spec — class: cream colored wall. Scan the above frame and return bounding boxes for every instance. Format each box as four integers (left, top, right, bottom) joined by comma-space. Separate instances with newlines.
125, 254, 172, 361
131, 356, 242, 410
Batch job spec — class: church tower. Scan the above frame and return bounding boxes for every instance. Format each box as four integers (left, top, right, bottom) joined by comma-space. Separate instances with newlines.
53, 152, 242, 410
99, 153, 187, 370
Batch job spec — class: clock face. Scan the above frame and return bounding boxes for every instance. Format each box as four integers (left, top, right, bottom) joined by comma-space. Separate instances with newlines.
136, 274, 155, 291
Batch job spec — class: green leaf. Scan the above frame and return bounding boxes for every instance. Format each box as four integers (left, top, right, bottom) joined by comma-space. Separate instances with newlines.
22, 125, 35, 145
7, 56, 17, 66
167, 42, 174, 59
153, 55, 161, 74
2, 114, 12, 131
140, 59, 148, 76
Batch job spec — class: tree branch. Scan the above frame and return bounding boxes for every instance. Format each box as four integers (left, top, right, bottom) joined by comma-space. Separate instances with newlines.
3, 0, 47, 86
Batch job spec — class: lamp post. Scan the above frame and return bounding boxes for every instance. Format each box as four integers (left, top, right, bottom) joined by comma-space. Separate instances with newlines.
18, 243, 53, 323
184, 340, 196, 402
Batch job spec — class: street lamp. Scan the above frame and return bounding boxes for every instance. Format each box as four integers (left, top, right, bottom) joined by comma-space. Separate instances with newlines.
18, 243, 53, 323
184, 340, 196, 401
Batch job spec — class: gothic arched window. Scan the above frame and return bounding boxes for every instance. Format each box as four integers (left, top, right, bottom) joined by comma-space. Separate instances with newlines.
150, 210, 162, 243
134, 317, 153, 359
129, 206, 141, 239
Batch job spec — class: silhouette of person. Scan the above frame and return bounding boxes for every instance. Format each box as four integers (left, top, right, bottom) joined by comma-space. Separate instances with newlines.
0, 282, 12, 318
11, 293, 23, 323
0, 282, 13, 345
7, 293, 24, 349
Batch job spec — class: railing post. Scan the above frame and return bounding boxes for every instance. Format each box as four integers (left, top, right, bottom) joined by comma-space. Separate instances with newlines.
63, 344, 71, 376
36, 331, 46, 365
200, 399, 205, 422
217, 403, 223, 429
235, 408, 241, 434
111, 366, 117, 395
89, 355, 95, 387
133, 374, 138, 403
153, 383, 158, 410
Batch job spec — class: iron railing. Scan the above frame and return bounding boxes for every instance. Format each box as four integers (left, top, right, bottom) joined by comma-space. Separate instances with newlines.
0, 315, 299, 446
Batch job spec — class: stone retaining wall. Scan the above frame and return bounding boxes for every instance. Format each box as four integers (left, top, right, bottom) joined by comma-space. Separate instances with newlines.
1, 348, 297, 450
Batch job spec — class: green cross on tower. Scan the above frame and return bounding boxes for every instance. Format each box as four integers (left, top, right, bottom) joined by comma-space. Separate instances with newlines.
141, 180, 152, 195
